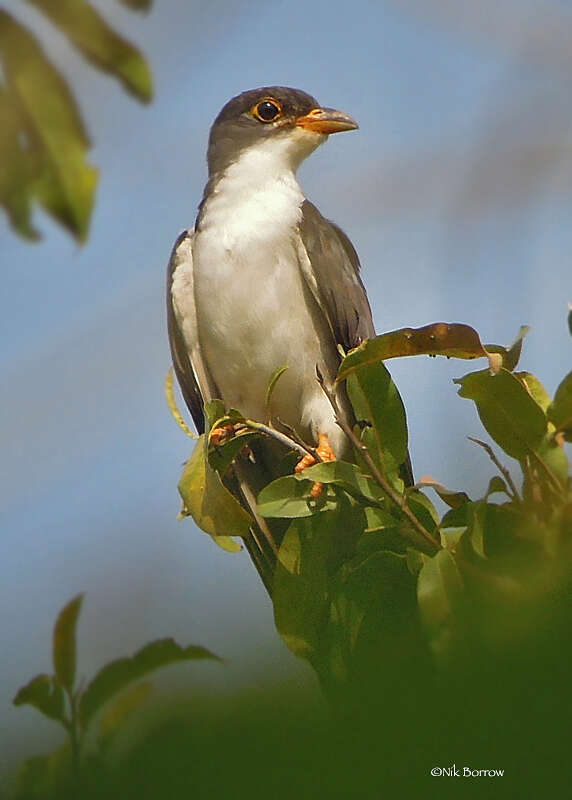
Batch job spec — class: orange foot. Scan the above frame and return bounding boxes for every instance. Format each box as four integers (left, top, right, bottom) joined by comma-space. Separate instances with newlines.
295, 433, 336, 498
209, 424, 235, 446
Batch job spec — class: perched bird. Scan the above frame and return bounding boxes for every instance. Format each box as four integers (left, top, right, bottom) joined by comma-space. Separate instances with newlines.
167, 87, 410, 586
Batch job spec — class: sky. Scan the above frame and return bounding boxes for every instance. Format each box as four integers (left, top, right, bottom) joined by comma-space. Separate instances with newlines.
1, 0, 571, 771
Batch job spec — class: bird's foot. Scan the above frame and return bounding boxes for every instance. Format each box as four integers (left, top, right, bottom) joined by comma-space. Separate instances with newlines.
209, 424, 236, 446
295, 433, 335, 498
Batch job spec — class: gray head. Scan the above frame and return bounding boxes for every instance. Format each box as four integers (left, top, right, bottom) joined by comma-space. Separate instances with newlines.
206, 86, 358, 178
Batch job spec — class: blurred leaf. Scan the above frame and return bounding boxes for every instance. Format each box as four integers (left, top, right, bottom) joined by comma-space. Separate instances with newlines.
0, 88, 40, 239
118, 0, 152, 10
484, 325, 529, 372
440, 501, 471, 529
178, 436, 249, 547
79, 638, 221, 728
0, 11, 97, 241
337, 322, 502, 380
345, 361, 409, 479
25, 0, 153, 102
257, 475, 336, 518
416, 476, 471, 508
13, 743, 72, 799
417, 549, 463, 659
13, 674, 65, 722
466, 503, 486, 558
455, 368, 547, 460
548, 370, 572, 442
98, 682, 153, 750
53, 593, 83, 692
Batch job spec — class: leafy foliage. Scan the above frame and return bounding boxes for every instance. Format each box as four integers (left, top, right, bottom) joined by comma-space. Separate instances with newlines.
175, 317, 572, 691
13, 593, 220, 789
0, 0, 152, 242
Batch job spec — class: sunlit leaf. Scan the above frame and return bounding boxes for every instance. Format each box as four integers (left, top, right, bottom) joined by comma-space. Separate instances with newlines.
257, 475, 336, 518
548, 370, 572, 442
484, 325, 529, 372
178, 436, 249, 547
515, 372, 552, 412
345, 361, 409, 479
13, 674, 65, 722
265, 364, 288, 413
455, 368, 547, 460
416, 476, 471, 508
165, 368, 197, 439
0, 88, 40, 239
0, 11, 97, 241
53, 593, 83, 692
79, 638, 221, 728
26, 0, 153, 102
296, 460, 386, 505
337, 322, 502, 380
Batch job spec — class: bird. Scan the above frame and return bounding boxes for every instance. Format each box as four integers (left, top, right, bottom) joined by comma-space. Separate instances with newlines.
167, 86, 411, 589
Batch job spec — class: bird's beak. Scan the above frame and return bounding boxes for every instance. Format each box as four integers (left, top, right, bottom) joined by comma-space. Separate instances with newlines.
295, 107, 359, 134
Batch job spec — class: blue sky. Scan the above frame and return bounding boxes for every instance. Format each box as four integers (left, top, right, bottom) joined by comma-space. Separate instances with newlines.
1, 0, 571, 769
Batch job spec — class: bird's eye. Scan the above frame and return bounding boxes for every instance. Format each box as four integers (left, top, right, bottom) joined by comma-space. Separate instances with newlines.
253, 99, 281, 122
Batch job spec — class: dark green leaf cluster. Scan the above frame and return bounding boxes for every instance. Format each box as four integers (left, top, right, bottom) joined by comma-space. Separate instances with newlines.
0, 1, 152, 241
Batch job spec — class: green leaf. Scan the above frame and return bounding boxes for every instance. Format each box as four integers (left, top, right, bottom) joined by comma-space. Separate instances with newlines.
0, 11, 97, 241
273, 503, 362, 659
257, 475, 336, 518
515, 371, 552, 413
417, 549, 463, 658
548, 370, 572, 442
25, 0, 153, 102
337, 322, 502, 380
53, 593, 83, 692
178, 436, 250, 546
344, 361, 409, 479
455, 368, 547, 460
364, 505, 397, 533
13, 674, 65, 722
486, 475, 511, 498
416, 476, 471, 508
407, 490, 439, 532
265, 364, 289, 413
0, 88, 40, 239
207, 428, 260, 476
484, 326, 529, 372
79, 638, 221, 728
297, 460, 386, 505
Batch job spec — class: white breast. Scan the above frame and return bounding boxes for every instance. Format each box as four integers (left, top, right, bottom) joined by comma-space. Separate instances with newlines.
187, 133, 346, 454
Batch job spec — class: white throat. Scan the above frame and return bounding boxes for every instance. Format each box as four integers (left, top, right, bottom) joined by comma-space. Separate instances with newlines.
197, 127, 324, 248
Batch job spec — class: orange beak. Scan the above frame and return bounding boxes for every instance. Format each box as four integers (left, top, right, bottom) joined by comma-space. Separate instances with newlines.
295, 107, 359, 134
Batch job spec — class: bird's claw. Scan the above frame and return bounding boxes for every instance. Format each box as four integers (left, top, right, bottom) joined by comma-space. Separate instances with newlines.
295, 433, 335, 498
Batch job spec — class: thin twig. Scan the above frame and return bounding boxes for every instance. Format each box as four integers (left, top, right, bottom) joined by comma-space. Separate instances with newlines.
241, 419, 318, 461
467, 437, 521, 502
317, 376, 441, 554
274, 417, 323, 464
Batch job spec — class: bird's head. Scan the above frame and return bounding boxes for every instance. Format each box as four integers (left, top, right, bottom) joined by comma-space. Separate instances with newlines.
206, 86, 358, 178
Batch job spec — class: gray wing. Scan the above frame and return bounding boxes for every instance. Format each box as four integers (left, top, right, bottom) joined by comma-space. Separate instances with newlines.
298, 200, 375, 352
298, 201, 413, 486
166, 230, 207, 434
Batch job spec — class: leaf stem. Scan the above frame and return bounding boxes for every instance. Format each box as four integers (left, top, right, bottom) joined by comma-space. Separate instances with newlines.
467, 437, 521, 503
317, 376, 441, 554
